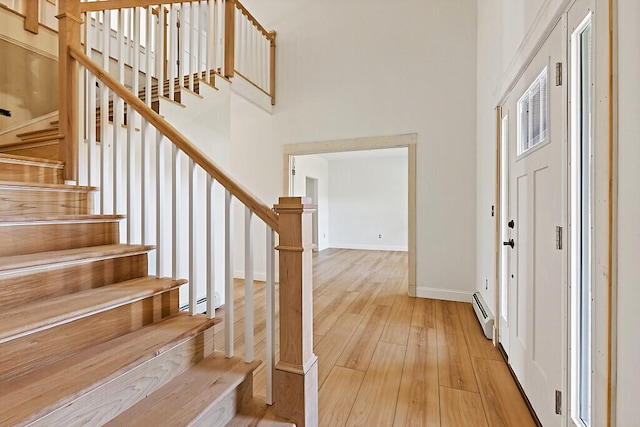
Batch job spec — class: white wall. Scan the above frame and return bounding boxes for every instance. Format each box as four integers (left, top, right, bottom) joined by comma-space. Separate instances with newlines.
328, 154, 408, 251
292, 154, 330, 251
615, 0, 640, 422
230, 0, 478, 301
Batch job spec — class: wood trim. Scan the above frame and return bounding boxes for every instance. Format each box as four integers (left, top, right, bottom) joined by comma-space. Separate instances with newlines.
24, 0, 39, 34
274, 197, 319, 427
224, 0, 235, 78
270, 31, 276, 106
234, 0, 270, 37
80, 0, 189, 13
408, 144, 416, 296
607, 0, 616, 424
57, 0, 81, 181
69, 44, 279, 232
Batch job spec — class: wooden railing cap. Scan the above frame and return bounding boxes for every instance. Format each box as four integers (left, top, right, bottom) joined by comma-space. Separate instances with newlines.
274, 197, 316, 212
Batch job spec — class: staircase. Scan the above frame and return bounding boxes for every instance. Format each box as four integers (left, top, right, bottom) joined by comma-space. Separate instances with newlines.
0, 0, 318, 425
0, 153, 292, 426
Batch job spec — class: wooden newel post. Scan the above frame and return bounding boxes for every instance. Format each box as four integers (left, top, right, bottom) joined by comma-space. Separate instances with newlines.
273, 197, 318, 427
57, 0, 81, 182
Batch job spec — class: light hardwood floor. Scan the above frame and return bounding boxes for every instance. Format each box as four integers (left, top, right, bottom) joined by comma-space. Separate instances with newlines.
215, 249, 537, 426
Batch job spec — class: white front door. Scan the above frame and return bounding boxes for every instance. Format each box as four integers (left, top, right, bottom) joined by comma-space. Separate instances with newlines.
504, 19, 566, 427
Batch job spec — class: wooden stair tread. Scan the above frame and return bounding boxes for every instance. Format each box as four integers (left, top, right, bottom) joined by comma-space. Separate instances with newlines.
0, 180, 96, 191
105, 354, 261, 426
227, 398, 296, 427
0, 313, 219, 426
0, 243, 153, 272
0, 276, 187, 343
0, 213, 125, 223
16, 127, 60, 139
0, 152, 63, 166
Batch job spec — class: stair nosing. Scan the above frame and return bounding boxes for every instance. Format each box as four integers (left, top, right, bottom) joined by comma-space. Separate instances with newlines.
0, 244, 155, 274
0, 153, 64, 167
0, 180, 98, 191
0, 276, 188, 344
0, 214, 126, 225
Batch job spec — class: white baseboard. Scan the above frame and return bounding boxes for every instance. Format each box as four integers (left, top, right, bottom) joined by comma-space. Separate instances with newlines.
415, 287, 472, 303
329, 244, 408, 252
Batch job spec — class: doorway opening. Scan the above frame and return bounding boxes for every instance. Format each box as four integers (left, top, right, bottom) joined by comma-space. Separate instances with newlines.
284, 134, 417, 296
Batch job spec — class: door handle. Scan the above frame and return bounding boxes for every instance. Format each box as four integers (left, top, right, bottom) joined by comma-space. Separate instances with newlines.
503, 239, 514, 248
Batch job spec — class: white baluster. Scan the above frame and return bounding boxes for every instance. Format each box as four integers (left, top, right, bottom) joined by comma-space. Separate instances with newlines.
189, 158, 197, 315
145, 6, 153, 107
100, 10, 110, 214
206, 175, 216, 319
207, 0, 214, 84
244, 207, 254, 363
114, 9, 125, 216
197, 1, 203, 81
189, 1, 195, 90
225, 189, 234, 357
172, 144, 180, 280
169, 5, 177, 101
156, 130, 164, 277
157, 5, 166, 98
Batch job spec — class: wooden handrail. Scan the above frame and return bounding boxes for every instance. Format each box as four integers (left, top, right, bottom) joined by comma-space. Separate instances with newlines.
234, 0, 271, 39
81, 0, 192, 13
68, 44, 279, 232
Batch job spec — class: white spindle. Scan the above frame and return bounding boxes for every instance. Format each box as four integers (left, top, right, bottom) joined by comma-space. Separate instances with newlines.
156, 129, 164, 277
189, 2, 195, 90
197, 1, 203, 81
100, 10, 110, 214
157, 5, 165, 98
113, 9, 125, 216
189, 158, 197, 315
244, 207, 254, 363
127, 7, 141, 243
172, 144, 180, 279
141, 117, 148, 245
168, 6, 177, 101
87, 73, 96, 189
265, 226, 275, 405
225, 189, 234, 358
145, 6, 153, 107
206, 175, 216, 319
207, 0, 214, 84
180, 3, 187, 89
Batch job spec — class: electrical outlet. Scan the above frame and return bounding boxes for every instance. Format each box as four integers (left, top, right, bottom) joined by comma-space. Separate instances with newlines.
378, 234, 382, 239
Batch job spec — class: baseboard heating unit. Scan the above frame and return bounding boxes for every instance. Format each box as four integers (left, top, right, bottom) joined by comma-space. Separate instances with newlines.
472, 292, 494, 340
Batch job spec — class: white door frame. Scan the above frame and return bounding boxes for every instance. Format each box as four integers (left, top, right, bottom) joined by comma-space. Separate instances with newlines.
283, 133, 417, 296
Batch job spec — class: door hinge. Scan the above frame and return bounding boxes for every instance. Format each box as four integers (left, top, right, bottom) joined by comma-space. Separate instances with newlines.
555, 62, 563, 86
555, 390, 562, 415
556, 226, 563, 250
